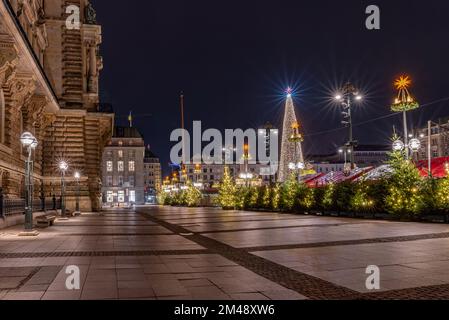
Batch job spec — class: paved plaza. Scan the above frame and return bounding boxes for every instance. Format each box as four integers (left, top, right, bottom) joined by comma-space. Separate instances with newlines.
1, 206, 449, 300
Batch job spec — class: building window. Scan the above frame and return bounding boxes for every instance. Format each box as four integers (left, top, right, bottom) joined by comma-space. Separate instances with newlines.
118, 161, 124, 172
107, 176, 113, 187
129, 190, 136, 203
106, 191, 114, 203
106, 161, 113, 172
129, 176, 135, 187
118, 141, 123, 146
118, 150, 123, 158
118, 191, 125, 203
118, 176, 124, 187
129, 161, 135, 172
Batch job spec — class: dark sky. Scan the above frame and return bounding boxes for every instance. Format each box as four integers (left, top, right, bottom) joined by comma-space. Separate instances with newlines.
92, 0, 449, 175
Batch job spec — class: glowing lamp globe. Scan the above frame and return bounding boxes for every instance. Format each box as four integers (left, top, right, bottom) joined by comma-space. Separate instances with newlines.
59, 161, 69, 172
74, 171, 81, 179
409, 139, 421, 152
20, 132, 36, 148
393, 140, 405, 152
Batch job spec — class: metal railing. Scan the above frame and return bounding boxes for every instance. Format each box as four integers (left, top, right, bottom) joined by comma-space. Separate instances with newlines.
0, 194, 61, 218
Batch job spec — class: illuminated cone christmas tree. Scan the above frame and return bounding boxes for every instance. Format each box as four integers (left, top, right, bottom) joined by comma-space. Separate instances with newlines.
278, 88, 304, 182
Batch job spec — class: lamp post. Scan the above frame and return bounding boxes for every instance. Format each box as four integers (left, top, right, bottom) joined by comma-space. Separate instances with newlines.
335, 82, 363, 169
74, 171, 81, 216
242, 144, 250, 187
59, 161, 69, 218
391, 76, 420, 159
20, 132, 38, 236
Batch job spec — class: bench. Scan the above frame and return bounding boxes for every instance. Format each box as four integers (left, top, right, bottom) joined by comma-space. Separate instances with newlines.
36, 215, 56, 228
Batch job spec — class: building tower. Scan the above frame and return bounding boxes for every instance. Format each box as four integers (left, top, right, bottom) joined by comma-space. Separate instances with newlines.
278, 89, 304, 182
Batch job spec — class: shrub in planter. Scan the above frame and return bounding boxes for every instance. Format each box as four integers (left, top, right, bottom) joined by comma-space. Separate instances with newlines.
420, 178, 439, 216
297, 184, 315, 212
334, 182, 355, 213
235, 187, 251, 210
385, 150, 423, 216
312, 187, 325, 211
248, 187, 260, 209
261, 186, 272, 210
280, 174, 300, 212
271, 184, 281, 211
351, 180, 387, 214
217, 166, 237, 210
321, 183, 336, 212
185, 183, 203, 207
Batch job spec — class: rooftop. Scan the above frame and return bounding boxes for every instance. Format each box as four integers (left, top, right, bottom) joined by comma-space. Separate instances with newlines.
113, 126, 143, 139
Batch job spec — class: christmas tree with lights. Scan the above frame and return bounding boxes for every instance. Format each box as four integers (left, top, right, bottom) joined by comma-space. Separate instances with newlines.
278, 88, 305, 182
218, 166, 237, 210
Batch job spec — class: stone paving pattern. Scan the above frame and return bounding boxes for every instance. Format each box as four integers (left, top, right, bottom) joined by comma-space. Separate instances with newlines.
0, 207, 449, 300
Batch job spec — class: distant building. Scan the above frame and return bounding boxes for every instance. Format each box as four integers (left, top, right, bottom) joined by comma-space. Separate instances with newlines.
308, 145, 390, 173
353, 145, 390, 167
102, 127, 145, 206
144, 148, 162, 203
183, 163, 271, 188
417, 119, 449, 160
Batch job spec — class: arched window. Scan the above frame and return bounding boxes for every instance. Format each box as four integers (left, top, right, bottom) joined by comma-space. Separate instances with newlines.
0, 88, 4, 144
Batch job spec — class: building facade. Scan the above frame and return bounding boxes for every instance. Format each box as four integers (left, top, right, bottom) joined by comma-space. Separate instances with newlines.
0, 0, 113, 218
308, 145, 390, 174
184, 162, 273, 188
101, 127, 145, 207
417, 119, 449, 160
143, 148, 161, 203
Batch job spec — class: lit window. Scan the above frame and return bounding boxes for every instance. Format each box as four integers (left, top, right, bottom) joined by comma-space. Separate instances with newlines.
118, 161, 124, 172
129, 161, 135, 172
106, 161, 113, 172
118, 150, 123, 158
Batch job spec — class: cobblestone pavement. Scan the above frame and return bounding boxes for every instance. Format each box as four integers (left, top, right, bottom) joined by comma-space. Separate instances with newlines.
1, 206, 449, 300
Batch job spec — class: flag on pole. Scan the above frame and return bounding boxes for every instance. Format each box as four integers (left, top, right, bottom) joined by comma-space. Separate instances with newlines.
128, 111, 133, 128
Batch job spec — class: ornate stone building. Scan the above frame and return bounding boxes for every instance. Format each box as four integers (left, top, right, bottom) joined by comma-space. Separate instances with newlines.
0, 0, 113, 215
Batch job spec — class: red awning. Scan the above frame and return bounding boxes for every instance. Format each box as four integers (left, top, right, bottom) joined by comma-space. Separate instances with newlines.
416, 157, 449, 178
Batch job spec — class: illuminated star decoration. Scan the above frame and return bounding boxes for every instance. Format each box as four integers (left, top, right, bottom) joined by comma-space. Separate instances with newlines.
286, 87, 293, 97
394, 76, 412, 91
391, 75, 419, 112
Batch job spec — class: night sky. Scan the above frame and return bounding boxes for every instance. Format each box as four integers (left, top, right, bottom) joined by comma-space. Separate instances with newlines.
92, 0, 449, 175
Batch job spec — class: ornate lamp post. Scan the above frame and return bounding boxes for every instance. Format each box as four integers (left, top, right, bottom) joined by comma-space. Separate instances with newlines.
74, 171, 81, 216
59, 161, 69, 218
392, 135, 421, 156
335, 82, 363, 168
391, 76, 420, 159
20, 132, 38, 236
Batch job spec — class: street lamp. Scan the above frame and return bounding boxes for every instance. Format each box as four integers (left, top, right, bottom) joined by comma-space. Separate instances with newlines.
20, 132, 38, 236
391, 76, 420, 159
74, 171, 81, 216
392, 137, 421, 154
59, 161, 69, 218
335, 82, 363, 169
